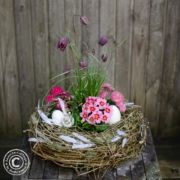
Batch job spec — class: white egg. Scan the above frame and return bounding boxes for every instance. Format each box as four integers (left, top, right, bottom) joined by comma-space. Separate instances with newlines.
108, 105, 121, 125
52, 110, 64, 125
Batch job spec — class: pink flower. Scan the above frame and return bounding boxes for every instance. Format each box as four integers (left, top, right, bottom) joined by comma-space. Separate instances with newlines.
100, 83, 115, 92
93, 111, 102, 124
46, 95, 54, 102
99, 91, 108, 98
101, 114, 109, 123
51, 86, 64, 95
104, 105, 113, 115
80, 112, 88, 122
89, 105, 98, 112
56, 100, 68, 110
95, 98, 106, 108
116, 102, 126, 112
87, 115, 95, 124
111, 91, 124, 103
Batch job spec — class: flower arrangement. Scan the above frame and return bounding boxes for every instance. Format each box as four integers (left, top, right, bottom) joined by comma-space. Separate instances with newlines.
26, 14, 147, 176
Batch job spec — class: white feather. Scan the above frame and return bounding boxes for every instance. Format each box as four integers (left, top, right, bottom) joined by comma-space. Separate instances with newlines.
72, 143, 94, 149
124, 102, 134, 106
122, 138, 128, 148
28, 138, 38, 142
35, 129, 53, 144
28, 137, 45, 143
117, 130, 126, 136
59, 135, 78, 144
111, 136, 121, 143
72, 132, 91, 143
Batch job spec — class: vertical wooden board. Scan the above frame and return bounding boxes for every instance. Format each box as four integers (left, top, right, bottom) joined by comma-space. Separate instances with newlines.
48, 0, 65, 89
28, 155, 45, 179
31, 0, 50, 103
0, 0, 21, 135
14, 0, 35, 130
82, 0, 100, 67
115, 0, 131, 98
64, 0, 82, 89
0, 0, 7, 135
159, 0, 180, 137
58, 167, 73, 179
99, 0, 116, 85
130, 0, 149, 109
145, 0, 166, 136
43, 160, 59, 179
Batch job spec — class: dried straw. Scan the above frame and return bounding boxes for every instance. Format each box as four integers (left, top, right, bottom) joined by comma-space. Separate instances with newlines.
26, 105, 147, 175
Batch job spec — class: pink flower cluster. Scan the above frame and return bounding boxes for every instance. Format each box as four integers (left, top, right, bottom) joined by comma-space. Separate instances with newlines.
99, 83, 126, 112
80, 96, 113, 124
46, 86, 72, 110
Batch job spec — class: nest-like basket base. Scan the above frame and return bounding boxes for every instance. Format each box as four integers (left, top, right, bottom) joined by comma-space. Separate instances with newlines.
26, 105, 147, 175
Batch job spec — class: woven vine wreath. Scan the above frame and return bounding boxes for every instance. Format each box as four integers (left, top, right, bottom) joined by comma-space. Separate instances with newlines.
26, 104, 147, 175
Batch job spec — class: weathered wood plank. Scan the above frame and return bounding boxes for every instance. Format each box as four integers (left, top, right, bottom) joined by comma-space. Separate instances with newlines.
14, 0, 35, 130
158, 0, 180, 136
28, 155, 45, 179
130, 0, 150, 109
144, 0, 166, 136
0, 0, 22, 136
31, 0, 50, 103
58, 166, 73, 180
48, 0, 65, 88
115, 0, 131, 99
73, 169, 88, 180
64, 0, 82, 89
99, 0, 116, 85
82, 0, 100, 63
12, 132, 32, 180
43, 160, 59, 179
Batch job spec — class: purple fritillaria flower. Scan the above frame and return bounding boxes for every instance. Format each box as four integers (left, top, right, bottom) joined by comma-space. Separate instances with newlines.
79, 60, 87, 68
63, 66, 71, 75
101, 54, 108, 62
80, 16, 89, 25
57, 37, 68, 51
98, 36, 108, 46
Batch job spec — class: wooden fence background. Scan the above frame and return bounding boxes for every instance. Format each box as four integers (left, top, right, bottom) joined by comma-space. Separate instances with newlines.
0, 0, 179, 137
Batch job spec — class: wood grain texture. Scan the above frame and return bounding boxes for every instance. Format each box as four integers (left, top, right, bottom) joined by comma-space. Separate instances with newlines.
43, 160, 59, 179
130, 0, 150, 109
82, 0, 100, 61
48, 0, 65, 89
99, 0, 116, 85
115, 0, 131, 99
31, 0, 50, 103
158, 0, 180, 136
28, 155, 45, 179
13, 0, 35, 130
145, 0, 166, 136
0, 0, 21, 135
64, 0, 82, 89
58, 166, 73, 179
